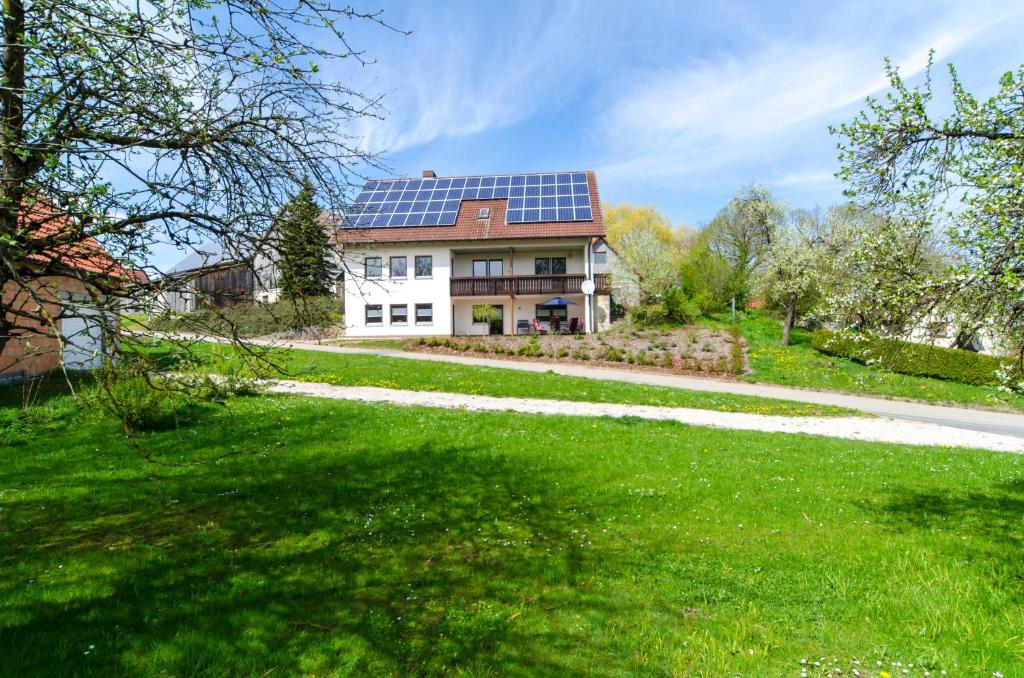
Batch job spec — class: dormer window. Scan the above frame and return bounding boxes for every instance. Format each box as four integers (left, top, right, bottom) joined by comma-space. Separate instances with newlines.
478, 207, 490, 219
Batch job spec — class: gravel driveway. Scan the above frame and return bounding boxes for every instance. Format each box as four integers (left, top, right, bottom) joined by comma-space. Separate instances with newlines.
267, 380, 1024, 453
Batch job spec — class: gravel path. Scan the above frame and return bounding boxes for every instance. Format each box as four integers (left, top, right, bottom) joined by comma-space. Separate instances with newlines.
267, 380, 1024, 453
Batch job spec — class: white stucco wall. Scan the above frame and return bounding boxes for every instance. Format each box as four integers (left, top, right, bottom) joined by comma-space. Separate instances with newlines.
342, 237, 604, 337
343, 244, 453, 337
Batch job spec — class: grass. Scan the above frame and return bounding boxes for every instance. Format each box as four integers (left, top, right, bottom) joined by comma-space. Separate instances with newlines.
1, 384, 1022, 675
724, 312, 1024, 412
149, 341, 854, 417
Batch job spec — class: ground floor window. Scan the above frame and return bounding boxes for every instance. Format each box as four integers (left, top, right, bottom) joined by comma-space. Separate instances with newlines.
535, 305, 568, 322
415, 303, 433, 324
472, 304, 504, 335
365, 304, 383, 325
390, 304, 408, 324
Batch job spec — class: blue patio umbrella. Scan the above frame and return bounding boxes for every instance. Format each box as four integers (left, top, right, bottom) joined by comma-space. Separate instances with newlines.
539, 297, 577, 306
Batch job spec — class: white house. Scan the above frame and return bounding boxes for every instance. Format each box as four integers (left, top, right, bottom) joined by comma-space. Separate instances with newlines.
338, 170, 613, 337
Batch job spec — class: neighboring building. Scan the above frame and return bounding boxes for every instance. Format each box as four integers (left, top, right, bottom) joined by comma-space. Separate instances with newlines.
1, 203, 130, 379
159, 216, 342, 312
338, 170, 613, 337
159, 243, 261, 312
905, 315, 1011, 357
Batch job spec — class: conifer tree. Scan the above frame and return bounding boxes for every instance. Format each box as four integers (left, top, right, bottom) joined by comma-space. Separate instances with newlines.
275, 180, 336, 299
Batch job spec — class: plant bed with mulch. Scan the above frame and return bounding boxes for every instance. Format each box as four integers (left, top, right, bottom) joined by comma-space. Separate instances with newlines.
407, 326, 745, 376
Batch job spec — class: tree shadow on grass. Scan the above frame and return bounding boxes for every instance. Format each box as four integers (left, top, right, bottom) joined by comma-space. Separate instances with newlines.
0, 402, 680, 676
859, 483, 1024, 564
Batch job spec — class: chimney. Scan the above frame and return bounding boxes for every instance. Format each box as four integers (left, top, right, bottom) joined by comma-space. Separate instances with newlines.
422, 170, 436, 178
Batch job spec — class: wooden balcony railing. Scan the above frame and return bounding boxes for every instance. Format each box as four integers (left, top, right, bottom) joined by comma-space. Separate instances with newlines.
450, 273, 610, 297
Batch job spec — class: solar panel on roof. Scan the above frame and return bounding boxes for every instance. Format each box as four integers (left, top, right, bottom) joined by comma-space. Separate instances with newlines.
343, 172, 592, 228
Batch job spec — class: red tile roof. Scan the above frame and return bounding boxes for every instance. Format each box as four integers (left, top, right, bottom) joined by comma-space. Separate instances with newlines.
21, 200, 130, 278
336, 170, 605, 244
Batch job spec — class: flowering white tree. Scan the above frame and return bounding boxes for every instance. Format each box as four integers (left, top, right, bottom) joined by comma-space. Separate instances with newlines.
754, 209, 834, 346
832, 55, 1024, 367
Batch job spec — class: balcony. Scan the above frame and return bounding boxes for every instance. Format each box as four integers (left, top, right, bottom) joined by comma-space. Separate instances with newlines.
450, 273, 610, 297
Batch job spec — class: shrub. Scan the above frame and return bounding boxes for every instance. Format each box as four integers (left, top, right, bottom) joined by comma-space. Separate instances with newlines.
147, 296, 344, 337
659, 354, 674, 369
597, 346, 624, 362
572, 348, 590, 361
517, 338, 542, 357
88, 370, 189, 432
811, 330, 1022, 389
556, 347, 570, 359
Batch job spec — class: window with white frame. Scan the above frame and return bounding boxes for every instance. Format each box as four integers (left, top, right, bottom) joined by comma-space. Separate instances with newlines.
365, 256, 382, 279
390, 304, 408, 324
415, 255, 433, 278
365, 304, 383, 325
415, 303, 433, 325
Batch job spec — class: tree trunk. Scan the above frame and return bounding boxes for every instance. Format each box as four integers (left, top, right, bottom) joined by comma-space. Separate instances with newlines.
0, 0, 27, 362
780, 294, 797, 347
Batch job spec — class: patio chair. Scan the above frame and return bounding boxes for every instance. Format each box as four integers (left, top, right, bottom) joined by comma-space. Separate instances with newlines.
531, 318, 545, 334
567, 318, 579, 335
516, 319, 530, 335
550, 317, 561, 335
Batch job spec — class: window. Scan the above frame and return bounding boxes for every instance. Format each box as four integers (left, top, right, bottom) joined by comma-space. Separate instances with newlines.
365, 256, 382, 279
534, 257, 566, 274
390, 256, 407, 279
478, 207, 490, 219
415, 303, 433, 325
535, 305, 568, 322
415, 255, 433, 278
365, 304, 383, 325
390, 304, 408, 324
594, 250, 607, 265
472, 259, 503, 276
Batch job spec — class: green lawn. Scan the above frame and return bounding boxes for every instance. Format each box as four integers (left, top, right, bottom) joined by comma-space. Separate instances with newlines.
2, 385, 1022, 675
145, 340, 853, 417
729, 312, 1024, 412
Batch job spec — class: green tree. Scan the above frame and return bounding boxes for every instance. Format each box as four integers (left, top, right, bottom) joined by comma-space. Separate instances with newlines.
605, 204, 681, 309
704, 185, 787, 303
832, 55, 1024, 372
275, 180, 336, 299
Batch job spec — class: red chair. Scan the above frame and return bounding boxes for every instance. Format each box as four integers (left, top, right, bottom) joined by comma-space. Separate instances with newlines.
568, 318, 580, 334
550, 317, 561, 334
531, 318, 545, 334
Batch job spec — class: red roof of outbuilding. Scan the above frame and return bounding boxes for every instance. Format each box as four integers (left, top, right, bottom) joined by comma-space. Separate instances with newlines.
335, 170, 605, 244
21, 200, 130, 278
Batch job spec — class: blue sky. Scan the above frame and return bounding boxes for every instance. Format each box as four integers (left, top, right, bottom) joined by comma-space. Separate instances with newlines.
338, 0, 1024, 228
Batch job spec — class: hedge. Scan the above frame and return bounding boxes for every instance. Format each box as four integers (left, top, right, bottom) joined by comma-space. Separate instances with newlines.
811, 329, 1022, 390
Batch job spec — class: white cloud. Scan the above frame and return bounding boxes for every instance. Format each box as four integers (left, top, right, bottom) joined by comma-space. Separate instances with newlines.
594, 4, 1021, 185
352, 2, 588, 154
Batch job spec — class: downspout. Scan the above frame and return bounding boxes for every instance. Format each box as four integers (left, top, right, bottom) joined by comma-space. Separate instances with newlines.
586, 237, 594, 333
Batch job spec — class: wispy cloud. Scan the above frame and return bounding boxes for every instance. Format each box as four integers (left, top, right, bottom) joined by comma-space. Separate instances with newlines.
594, 4, 1020, 186
353, 1, 587, 154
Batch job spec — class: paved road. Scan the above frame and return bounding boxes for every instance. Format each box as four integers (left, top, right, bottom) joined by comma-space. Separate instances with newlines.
268, 380, 1024, 453
184, 335, 1024, 440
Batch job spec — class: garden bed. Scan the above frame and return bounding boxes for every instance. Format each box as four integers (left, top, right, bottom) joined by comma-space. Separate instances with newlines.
407, 326, 744, 376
